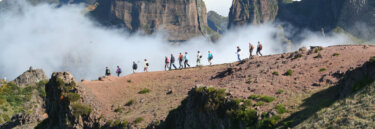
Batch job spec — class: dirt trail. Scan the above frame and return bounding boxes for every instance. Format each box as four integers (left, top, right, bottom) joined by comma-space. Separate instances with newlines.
79, 45, 375, 127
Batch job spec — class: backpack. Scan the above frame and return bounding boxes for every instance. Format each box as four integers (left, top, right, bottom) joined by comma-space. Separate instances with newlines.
146, 63, 149, 66
250, 45, 254, 50
167, 58, 170, 63
259, 44, 262, 50
117, 68, 122, 73
179, 55, 183, 61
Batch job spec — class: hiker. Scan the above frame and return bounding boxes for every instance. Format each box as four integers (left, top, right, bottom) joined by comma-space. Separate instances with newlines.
184, 52, 191, 68
249, 42, 254, 58
178, 53, 184, 69
116, 66, 122, 77
105, 67, 111, 76
144, 59, 149, 72
170, 54, 177, 70
132, 61, 138, 73
236, 46, 242, 61
165, 56, 170, 71
29, 66, 33, 72
208, 51, 213, 65
196, 51, 202, 66
256, 41, 263, 56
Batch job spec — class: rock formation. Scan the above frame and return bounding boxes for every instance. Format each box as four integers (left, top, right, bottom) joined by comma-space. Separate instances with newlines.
228, 0, 278, 28
12, 68, 48, 87
207, 11, 228, 34
91, 0, 210, 41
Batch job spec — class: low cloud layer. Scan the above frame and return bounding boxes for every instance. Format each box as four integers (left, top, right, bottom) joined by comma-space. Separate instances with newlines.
0, 1, 353, 80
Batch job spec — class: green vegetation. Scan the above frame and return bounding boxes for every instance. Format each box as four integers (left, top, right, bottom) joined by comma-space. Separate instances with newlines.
333, 53, 340, 56
113, 120, 121, 127
272, 71, 279, 76
258, 115, 281, 128
246, 77, 253, 84
127, 80, 132, 83
294, 54, 303, 59
370, 56, 375, 65
248, 95, 260, 100
255, 101, 264, 106
275, 104, 287, 114
37, 80, 47, 99
125, 99, 134, 106
122, 120, 129, 127
352, 78, 374, 92
276, 90, 284, 94
64, 93, 80, 102
260, 96, 275, 103
2, 114, 10, 122
134, 117, 143, 124
138, 88, 151, 94
319, 68, 327, 72
285, 69, 294, 76
244, 99, 252, 107
71, 103, 92, 117
114, 106, 123, 113
315, 53, 322, 58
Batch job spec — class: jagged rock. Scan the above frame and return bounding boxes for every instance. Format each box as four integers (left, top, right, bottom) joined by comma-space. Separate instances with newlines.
92, 0, 209, 41
12, 69, 48, 87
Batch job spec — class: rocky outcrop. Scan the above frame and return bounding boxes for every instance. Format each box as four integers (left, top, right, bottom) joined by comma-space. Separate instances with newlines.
228, 0, 278, 28
91, 0, 209, 41
44, 72, 99, 129
12, 68, 48, 87
207, 11, 228, 34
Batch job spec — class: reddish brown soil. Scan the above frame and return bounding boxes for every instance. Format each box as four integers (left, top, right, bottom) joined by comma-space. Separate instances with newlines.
79, 45, 375, 127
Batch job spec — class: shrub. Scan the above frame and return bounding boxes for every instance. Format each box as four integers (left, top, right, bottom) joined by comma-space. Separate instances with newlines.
71, 103, 92, 117
275, 104, 287, 114
285, 69, 293, 76
114, 106, 122, 112
333, 53, 340, 56
106, 120, 113, 126
258, 115, 281, 128
244, 99, 252, 107
112, 120, 121, 127
276, 90, 284, 94
138, 88, 150, 94
248, 95, 260, 100
319, 68, 327, 72
134, 117, 143, 124
2, 114, 10, 122
234, 108, 258, 127
246, 77, 253, 84
255, 101, 264, 106
122, 120, 129, 128
370, 56, 375, 65
314, 53, 322, 58
64, 93, 80, 102
125, 99, 134, 106
37, 80, 47, 99
127, 80, 132, 83
260, 96, 275, 103
294, 54, 303, 59
272, 71, 279, 76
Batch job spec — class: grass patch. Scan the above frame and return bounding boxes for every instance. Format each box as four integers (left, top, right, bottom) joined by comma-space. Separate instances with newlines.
244, 99, 252, 107
284, 69, 293, 76
112, 120, 121, 127
138, 88, 151, 94
319, 68, 327, 72
248, 95, 260, 100
2, 114, 10, 122
134, 117, 143, 124
333, 53, 340, 56
114, 106, 122, 113
275, 104, 287, 114
314, 53, 322, 58
125, 99, 134, 106
276, 90, 284, 94
246, 77, 253, 84
255, 101, 264, 106
127, 80, 132, 83
258, 115, 281, 128
71, 103, 92, 117
272, 71, 279, 76
260, 96, 275, 103
64, 93, 80, 102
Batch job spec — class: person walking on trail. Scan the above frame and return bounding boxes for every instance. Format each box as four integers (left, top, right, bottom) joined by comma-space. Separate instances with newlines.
170, 54, 177, 70
208, 51, 213, 65
256, 41, 263, 56
132, 61, 138, 73
249, 42, 255, 58
165, 56, 170, 71
196, 51, 202, 66
178, 53, 184, 69
116, 66, 122, 77
184, 52, 191, 68
105, 67, 111, 76
236, 46, 242, 61
144, 59, 149, 72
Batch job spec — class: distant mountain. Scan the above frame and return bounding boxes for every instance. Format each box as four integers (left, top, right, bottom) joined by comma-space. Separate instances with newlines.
207, 11, 228, 34
228, 0, 375, 41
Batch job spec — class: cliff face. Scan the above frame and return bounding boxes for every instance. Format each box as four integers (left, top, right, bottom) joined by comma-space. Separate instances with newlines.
207, 11, 228, 34
228, 0, 278, 28
92, 0, 209, 41
228, 0, 375, 40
